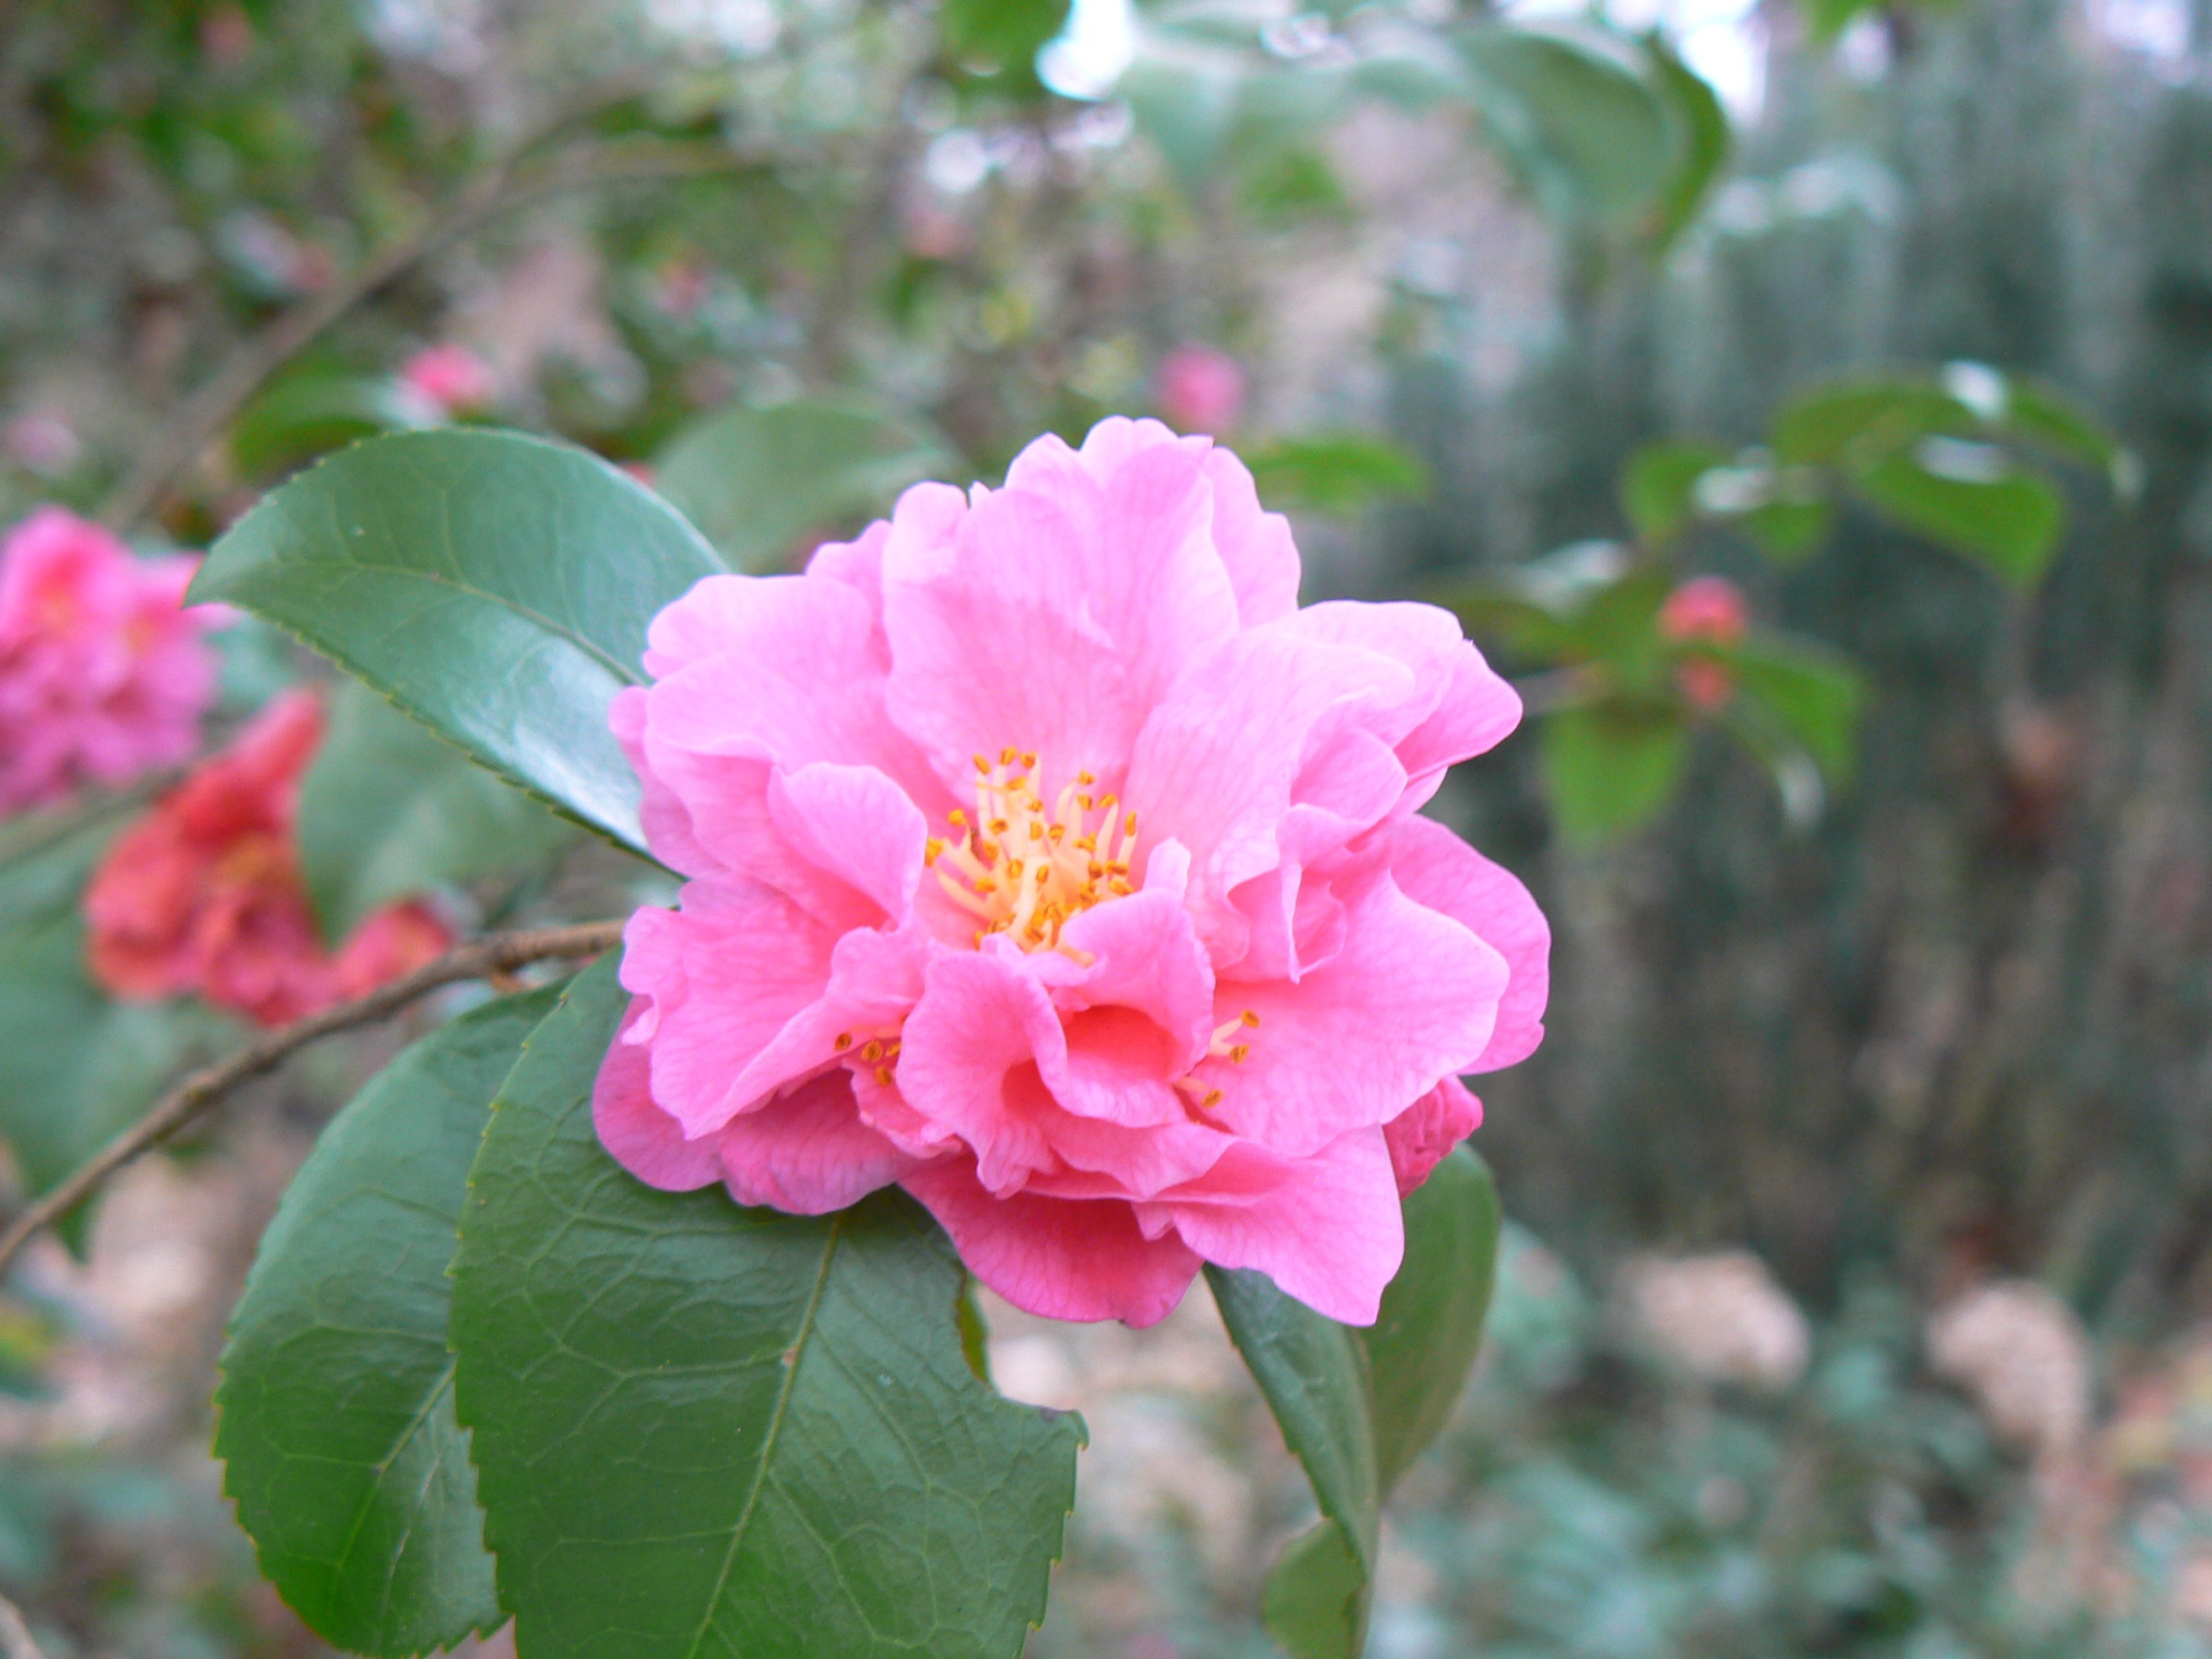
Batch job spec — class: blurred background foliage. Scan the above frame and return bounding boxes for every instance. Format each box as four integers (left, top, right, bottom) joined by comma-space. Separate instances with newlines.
6, 0, 2212, 1653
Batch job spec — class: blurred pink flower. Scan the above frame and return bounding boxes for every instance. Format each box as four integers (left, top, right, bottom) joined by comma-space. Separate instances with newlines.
398, 344, 498, 418
1658, 574, 1748, 711
1155, 346, 1246, 436
85, 689, 451, 1029
0, 507, 218, 817
595, 418, 1549, 1326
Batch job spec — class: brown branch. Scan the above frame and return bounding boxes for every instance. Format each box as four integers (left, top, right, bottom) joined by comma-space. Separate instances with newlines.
100, 136, 757, 531
0, 919, 626, 1280
0, 1592, 44, 1659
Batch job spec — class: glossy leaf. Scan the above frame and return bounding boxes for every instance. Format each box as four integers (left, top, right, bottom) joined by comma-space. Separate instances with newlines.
216, 985, 563, 1657
653, 399, 956, 573
1231, 1147, 1506, 1659
451, 956, 1083, 1659
1363, 1147, 1502, 1488
1209, 1265, 1379, 1659
1543, 700, 1689, 845
192, 429, 726, 852
298, 680, 577, 941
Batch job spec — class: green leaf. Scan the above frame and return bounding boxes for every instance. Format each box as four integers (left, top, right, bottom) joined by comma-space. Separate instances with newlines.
1208, 1266, 1379, 1659
1543, 700, 1690, 846
1852, 445, 2064, 587
1121, 26, 1248, 192
1229, 1148, 1506, 1659
1242, 434, 1430, 515
1362, 1147, 1501, 1488
1260, 1522, 1367, 1659
1736, 496, 1835, 563
1771, 378, 1971, 467
215, 985, 562, 1657
298, 680, 578, 942
1457, 25, 1676, 230
0, 818, 200, 1254
0, 913, 196, 1254
451, 956, 1083, 1659
1641, 30, 1731, 248
940, 0, 1070, 94
653, 399, 956, 573
191, 429, 726, 853
230, 373, 424, 481
1722, 634, 1866, 782
1621, 440, 1727, 547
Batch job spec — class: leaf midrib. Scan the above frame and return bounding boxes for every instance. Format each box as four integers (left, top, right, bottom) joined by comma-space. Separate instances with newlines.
683, 1213, 845, 1659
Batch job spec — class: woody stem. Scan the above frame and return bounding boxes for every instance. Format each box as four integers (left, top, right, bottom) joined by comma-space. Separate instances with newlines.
0, 918, 627, 1280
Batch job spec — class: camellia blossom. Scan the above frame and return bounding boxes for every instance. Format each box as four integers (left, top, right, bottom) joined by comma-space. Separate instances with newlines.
85, 688, 451, 1028
595, 418, 1548, 1326
1658, 574, 1748, 712
0, 507, 219, 818
1155, 345, 1246, 436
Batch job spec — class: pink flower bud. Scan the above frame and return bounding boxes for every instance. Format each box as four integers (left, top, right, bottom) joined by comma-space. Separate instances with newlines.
1658, 575, 1748, 712
399, 345, 498, 418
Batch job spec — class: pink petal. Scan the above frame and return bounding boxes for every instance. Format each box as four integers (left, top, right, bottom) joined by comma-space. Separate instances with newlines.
1380, 813, 1549, 1072
1124, 624, 1413, 947
765, 761, 926, 924
1285, 600, 1522, 808
901, 1159, 1203, 1326
1206, 863, 1507, 1156
715, 1069, 918, 1213
1201, 445, 1301, 626
881, 432, 1241, 794
618, 882, 840, 1138
594, 1002, 723, 1190
1151, 1128, 1405, 1325
1382, 1077, 1484, 1199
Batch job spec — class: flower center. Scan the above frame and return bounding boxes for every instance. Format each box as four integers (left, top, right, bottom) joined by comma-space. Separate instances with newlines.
928, 748, 1140, 955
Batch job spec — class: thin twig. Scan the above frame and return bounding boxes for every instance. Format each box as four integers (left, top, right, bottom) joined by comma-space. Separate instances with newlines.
0, 919, 626, 1279
101, 136, 754, 530
0, 1592, 45, 1659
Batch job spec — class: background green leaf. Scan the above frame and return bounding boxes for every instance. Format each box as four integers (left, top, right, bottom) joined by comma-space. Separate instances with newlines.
1242, 434, 1430, 515
1853, 446, 2063, 586
215, 984, 562, 1657
1457, 26, 1677, 231
1542, 701, 1690, 846
0, 818, 203, 1255
298, 680, 578, 942
451, 956, 1083, 1659
653, 398, 955, 573
191, 429, 726, 853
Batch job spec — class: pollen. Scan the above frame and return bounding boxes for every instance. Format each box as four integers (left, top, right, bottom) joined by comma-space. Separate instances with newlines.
932, 749, 1145, 956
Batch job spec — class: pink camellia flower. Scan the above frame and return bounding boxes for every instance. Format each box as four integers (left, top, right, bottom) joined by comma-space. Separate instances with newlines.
1155, 345, 1246, 436
397, 344, 498, 418
0, 507, 219, 818
85, 688, 452, 1028
1658, 574, 1748, 712
595, 418, 1548, 1327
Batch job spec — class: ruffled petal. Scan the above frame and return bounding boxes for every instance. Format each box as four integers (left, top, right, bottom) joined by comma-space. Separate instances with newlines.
901, 1159, 1202, 1326
1379, 813, 1549, 1072
594, 1002, 723, 1191
1149, 1128, 1404, 1326
715, 1070, 918, 1214
1205, 863, 1507, 1156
